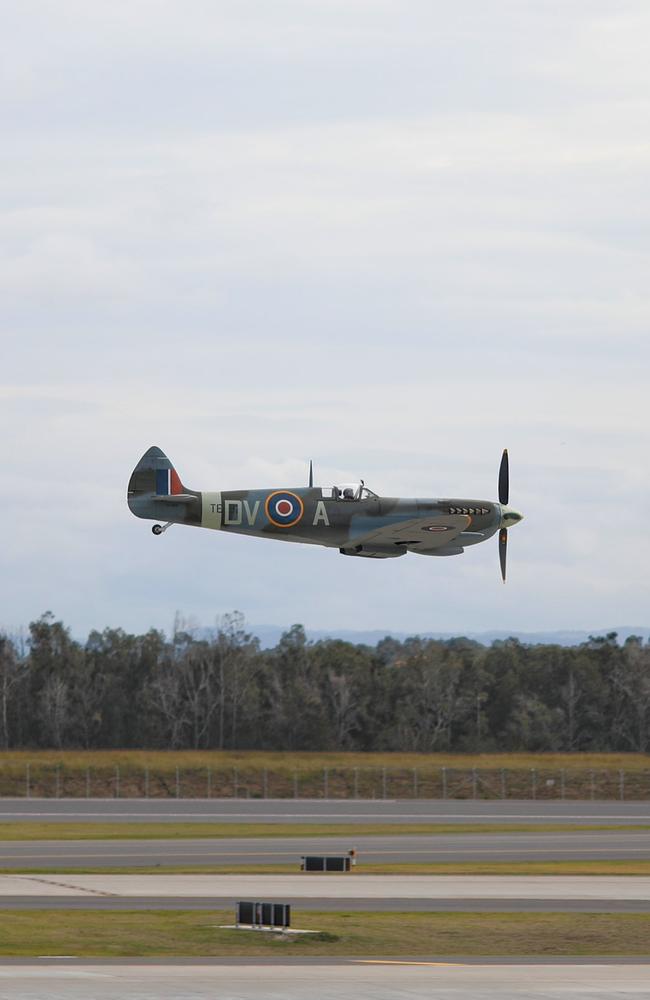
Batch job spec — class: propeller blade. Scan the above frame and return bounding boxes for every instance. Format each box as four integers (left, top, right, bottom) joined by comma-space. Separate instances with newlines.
498, 448, 509, 505
308, 460, 313, 488
499, 527, 508, 583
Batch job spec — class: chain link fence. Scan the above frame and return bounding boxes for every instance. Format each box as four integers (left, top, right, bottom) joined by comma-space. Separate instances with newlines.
1, 765, 648, 799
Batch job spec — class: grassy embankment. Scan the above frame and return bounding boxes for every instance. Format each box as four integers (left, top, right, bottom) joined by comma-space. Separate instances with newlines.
0, 910, 649, 957
1, 750, 649, 799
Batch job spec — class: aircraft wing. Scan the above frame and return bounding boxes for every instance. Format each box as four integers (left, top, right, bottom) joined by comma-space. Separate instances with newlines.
348, 513, 471, 553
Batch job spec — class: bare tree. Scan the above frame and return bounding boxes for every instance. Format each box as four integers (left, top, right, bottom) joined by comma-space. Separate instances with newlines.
0, 635, 26, 749
38, 675, 70, 748
213, 612, 259, 749
72, 663, 106, 750
178, 647, 219, 749
559, 667, 582, 750
612, 639, 650, 752
397, 651, 466, 751
144, 661, 189, 749
326, 671, 359, 748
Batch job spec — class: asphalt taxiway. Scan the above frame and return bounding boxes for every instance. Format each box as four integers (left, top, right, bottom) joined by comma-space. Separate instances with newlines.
2, 829, 649, 868
1, 797, 648, 823
4, 896, 650, 912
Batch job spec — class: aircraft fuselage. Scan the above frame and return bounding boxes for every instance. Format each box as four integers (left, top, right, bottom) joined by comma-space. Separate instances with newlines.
127, 446, 523, 561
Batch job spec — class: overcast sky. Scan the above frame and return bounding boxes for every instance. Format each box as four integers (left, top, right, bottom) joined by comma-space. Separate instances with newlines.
2, 1, 649, 639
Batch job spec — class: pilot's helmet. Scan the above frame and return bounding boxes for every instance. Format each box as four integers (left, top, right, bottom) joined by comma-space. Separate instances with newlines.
343, 487, 354, 499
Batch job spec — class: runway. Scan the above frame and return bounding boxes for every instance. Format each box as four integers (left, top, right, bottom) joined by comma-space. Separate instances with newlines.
0, 959, 648, 999
1, 798, 649, 824
0, 873, 648, 914
0, 872, 647, 900
1, 829, 650, 867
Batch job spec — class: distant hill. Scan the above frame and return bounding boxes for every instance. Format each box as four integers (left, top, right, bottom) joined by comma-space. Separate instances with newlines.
219, 624, 650, 649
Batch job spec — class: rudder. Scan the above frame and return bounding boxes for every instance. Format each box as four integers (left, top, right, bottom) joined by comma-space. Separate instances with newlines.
127, 446, 199, 525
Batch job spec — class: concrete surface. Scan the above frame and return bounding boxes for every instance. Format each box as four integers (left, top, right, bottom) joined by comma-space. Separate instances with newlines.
0, 960, 648, 998
1, 873, 649, 900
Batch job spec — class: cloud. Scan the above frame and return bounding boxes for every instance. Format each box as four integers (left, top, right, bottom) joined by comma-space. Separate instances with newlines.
1, 2, 649, 636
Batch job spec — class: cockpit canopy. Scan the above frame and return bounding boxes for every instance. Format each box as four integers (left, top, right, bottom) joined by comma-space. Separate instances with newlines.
321, 482, 378, 501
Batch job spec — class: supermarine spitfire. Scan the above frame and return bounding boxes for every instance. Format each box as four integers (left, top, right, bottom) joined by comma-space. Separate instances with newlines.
127, 446, 524, 580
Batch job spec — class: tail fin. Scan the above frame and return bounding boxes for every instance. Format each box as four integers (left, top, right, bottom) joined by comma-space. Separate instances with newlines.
127, 446, 197, 523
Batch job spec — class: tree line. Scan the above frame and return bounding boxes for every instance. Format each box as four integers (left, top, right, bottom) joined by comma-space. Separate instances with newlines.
0, 612, 649, 753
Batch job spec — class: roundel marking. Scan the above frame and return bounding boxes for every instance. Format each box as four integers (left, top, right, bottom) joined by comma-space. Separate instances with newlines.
265, 490, 304, 528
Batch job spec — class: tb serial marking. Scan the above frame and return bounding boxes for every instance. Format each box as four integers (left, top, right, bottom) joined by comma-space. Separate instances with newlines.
127, 447, 524, 580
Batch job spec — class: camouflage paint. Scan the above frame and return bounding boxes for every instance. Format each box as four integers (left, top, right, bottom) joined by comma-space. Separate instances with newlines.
127, 446, 522, 560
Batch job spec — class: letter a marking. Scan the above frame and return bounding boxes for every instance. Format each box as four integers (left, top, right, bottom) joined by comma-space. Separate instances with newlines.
312, 501, 330, 527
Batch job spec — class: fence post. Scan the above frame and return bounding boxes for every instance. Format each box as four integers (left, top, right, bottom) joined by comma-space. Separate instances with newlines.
560, 769, 565, 800
619, 769, 625, 801
382, 767, 387, 799
472, 768, 477, 800
353, 767, 359, 799
531, 768, 537, 800
413, 768, 418, 798
55, 764, 60, 799
176, 766, 180, 799
25, 763, 30, 799
86, 767, 90, 799
500, 768, 506, 799
233, 768, 238, 798
115, 765, 120, 799
207, 767, 212, 799
442, 767, 447, 800
323, 768, 328, 799
263, 768, 268, 799
590, 769, 595, 801
293, 771, 298, 798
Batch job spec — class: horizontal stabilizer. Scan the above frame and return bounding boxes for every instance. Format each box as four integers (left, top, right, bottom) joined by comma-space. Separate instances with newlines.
153, 494, 196, 502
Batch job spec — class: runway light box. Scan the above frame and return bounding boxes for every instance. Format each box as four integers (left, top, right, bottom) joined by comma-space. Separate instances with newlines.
236, 901, 291, 929
301, 855, 352, 872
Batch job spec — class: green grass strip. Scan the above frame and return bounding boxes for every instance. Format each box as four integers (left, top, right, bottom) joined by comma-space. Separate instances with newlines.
0, 910, 650, 957
3, 860, 650, 876
0, 821, 647, 840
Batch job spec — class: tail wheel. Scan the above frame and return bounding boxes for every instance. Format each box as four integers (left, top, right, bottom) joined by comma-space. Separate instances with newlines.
152, 524, 163, 536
